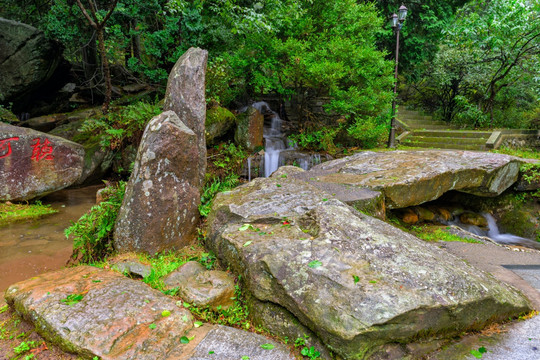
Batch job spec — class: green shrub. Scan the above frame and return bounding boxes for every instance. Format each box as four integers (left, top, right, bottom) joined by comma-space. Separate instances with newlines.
289, 126, 342, 153
65, 182, 126, 263
199, 174, 240, 217
346, 114, 389, 149
77, 101, 162, 151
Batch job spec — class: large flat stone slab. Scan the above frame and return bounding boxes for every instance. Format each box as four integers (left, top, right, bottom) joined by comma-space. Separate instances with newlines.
302, 150, 522, 208
0, 123, 84, 201
4, 266, 294, 360
206, 174, 532, 359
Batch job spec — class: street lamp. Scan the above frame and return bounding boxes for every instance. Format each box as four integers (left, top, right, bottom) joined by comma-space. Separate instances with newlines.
387, 4, 408, 148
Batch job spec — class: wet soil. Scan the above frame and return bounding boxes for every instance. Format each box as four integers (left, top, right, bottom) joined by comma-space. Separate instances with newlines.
0, 185, 103, 297
0, 307, 77, 360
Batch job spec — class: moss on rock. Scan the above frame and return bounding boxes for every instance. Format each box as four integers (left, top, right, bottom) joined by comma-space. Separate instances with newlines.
206, 106, 236, 146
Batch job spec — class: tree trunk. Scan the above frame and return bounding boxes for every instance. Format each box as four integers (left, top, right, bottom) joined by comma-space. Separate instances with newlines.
131, 19, 141, 61
82, 31, 98, 89
97, 28, 112, 114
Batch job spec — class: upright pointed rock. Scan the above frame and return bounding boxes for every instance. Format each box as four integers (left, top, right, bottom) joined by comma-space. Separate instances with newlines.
163, 47, 208, 188
114, 111, 200, 254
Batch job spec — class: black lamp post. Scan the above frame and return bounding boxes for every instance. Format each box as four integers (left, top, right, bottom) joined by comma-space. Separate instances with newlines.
387, 4, 408, 148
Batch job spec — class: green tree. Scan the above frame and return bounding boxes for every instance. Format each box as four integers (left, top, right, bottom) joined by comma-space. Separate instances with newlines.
375, 0, 468, 80
75, 0, 119, 114
441, 0, 540, 125
227, 0, 394, 147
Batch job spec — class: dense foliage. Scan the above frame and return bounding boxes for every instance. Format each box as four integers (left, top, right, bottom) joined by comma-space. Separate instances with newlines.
2, 1, 539, 138
65, 182, 125, 263
412, 0, 540, 128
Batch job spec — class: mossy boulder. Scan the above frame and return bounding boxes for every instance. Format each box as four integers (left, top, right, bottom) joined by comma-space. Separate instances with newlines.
205, 106, 236, 146
234, 106, 264, 151
206, 170, 531, 359
0, 106, 18, 124
0, 18, 62, 103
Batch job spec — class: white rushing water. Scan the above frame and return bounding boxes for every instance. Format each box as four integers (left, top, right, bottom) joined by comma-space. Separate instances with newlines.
242, 101, 324, 178
484, 213, 539, 248
446, 212, 540, 249
251, 101, 287, 177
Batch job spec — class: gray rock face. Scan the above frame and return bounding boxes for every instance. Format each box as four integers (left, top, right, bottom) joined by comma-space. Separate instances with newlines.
114, 111, 200, 254
235, 106, 264, 151
164, 47, 208, 189
189, 325, 294, 360
4, 266, 294, 360
164, 262, 236, 311
0, 122, 84, 201
0, 18, 62, 103
306, 150, 523, 208
206, 173, 531, 359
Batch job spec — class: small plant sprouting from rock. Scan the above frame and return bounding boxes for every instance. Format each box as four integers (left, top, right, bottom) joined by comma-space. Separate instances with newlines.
187, 281, 251, 330
295, 336, 321, 359
470, 346, 487, 358
61, 293, 84, 306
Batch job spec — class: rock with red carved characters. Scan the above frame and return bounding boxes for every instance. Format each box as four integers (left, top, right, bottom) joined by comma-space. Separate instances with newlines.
0, 122, 84, 201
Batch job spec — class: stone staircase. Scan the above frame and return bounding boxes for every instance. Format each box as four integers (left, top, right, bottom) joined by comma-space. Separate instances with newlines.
396, 109, 491, 151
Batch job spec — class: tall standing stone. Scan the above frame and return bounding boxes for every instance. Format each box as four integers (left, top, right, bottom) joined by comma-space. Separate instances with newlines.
0, 123, 84, 201
114, 111, 200, 254
163, 47, 208, 188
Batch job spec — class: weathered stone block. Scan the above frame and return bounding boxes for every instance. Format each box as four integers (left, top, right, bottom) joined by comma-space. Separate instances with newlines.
0, 123, 84, 201
114, 111, 200, 254
307, 150, 523, 208
206, 174, 531, 359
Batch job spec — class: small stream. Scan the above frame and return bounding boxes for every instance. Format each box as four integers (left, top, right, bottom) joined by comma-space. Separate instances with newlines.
0, 185, 102, 293
446, 213, 540, 250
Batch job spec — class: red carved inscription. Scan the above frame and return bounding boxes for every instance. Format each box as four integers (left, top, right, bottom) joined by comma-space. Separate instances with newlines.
0, 137, 19, 159
31, 138, 54, 161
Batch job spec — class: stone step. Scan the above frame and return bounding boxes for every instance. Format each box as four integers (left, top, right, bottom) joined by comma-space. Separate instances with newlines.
403, 119, 447, 126
407, 136, 488, 145
401, 140, 485, 151
411, 130, 493, 139
406, 124, 453, 130
397, 109, 426, 116
398, 115, 434, 122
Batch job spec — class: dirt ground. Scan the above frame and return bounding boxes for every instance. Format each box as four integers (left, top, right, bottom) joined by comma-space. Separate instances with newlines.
0, 306, 77, 360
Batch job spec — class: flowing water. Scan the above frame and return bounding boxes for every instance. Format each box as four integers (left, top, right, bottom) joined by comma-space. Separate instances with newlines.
446, 212, 540, 250
0, 185, 102, 293
245, 101, 323, 179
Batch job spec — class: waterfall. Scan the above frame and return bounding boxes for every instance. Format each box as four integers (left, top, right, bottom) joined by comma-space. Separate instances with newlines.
252, 101, 288, 177
484, 213, 539, 249
242, 101, 326, 179
446, 212, 540, 249
247, 157, 252, 182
